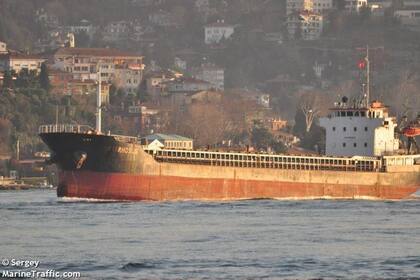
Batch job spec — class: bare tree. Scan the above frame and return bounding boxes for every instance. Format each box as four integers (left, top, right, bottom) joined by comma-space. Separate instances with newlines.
300, 94, 321, 132
394, 70, 420, 119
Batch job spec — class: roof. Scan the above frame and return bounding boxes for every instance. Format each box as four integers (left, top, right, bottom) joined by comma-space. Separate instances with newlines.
144, 133, 192, 142
54, 47, 143, 58
164, 77, 211, 85
0, 53, 45, 60
205, 21, 234, 28
199, 63, 223, 71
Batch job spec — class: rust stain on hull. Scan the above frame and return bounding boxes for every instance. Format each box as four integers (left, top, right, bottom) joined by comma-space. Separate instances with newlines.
58, 171, 419, 201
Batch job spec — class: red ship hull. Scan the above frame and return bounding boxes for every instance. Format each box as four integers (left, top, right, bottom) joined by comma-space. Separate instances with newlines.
58, 170, 419, 200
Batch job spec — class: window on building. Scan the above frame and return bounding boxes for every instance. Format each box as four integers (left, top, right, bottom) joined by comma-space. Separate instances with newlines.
343, 127, 347, 132
342, 143, 346, 147
364, 142, 368, 147
364, 127, 368, 131
354, 127, 357, 132
353, 143, 357, 147
332, 127, 336, 131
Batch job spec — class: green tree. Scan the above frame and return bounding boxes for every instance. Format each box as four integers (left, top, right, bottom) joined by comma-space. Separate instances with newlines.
2, 70, 13, 89
251, 123, 287, 153
137, 80, 149, 103
15, 69, 37, 88
39, 63, 50, 92
251, 124, 273, 150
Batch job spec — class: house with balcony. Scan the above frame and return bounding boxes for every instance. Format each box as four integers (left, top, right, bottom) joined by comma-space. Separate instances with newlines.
51, 47, 144, 91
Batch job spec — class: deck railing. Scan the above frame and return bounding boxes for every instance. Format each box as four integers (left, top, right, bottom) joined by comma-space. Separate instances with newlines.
39, 124, 139, 144
145, 149, 383, 172
39, 124, 94, 134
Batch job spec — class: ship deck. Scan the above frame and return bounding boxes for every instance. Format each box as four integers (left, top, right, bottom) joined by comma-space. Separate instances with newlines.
145, 149, 384, 172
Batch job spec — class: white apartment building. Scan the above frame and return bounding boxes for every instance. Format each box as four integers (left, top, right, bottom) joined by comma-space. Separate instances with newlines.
403, 0, 420, 7
286, 0, 314, 14
52, 47, 144, 90
313, 0, 333, 13
192, 63, 224, 90
394, 9, 420, 26
69, 19, 96, 37
102, 21, 130, 42
345, 0, 368, 13
0, 53, 45, 74
114, 66, 143, 95
204, 20, 235, 44
319, 101, 399, 157
287, 11, 323, 40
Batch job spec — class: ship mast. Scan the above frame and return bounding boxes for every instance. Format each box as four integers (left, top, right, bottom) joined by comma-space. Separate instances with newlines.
96, 64, 102, 133
365, 46, 370, 107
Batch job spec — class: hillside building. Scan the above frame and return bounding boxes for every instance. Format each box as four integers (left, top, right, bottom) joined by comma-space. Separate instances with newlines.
0, 53, 45, 74
192, 63, 224, 90
345, 0, 368, 12
287, 11, 323, 40
204, 20, 235, 44
51, 47, 144, 91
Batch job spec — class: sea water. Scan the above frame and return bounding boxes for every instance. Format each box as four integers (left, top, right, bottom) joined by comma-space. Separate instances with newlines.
1, 189, 420, 279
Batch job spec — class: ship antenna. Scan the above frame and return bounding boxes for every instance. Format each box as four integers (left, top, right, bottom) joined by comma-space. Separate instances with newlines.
96, 63, 102, 133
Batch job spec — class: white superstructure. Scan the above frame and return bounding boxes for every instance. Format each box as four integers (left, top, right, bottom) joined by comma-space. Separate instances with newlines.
320, 100, 399, 156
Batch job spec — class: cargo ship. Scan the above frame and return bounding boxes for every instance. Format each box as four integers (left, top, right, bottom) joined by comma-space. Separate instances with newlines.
39, 54, 420, 201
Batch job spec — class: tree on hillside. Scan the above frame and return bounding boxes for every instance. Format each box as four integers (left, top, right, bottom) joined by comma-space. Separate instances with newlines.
15, 69, 37, 88
39, 63, 50, 92
2, 70, 13, 89
299, 94, 321, 132
251, 121, 287, 153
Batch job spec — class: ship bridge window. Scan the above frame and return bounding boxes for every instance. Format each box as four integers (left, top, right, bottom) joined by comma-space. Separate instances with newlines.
347, 111, 353, 117
361, 111, 366, 117
355, 111, 360, 116
340, 111, 346, 117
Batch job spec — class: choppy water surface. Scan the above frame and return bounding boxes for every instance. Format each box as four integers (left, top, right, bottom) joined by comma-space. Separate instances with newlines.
1, 189, 420, 279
